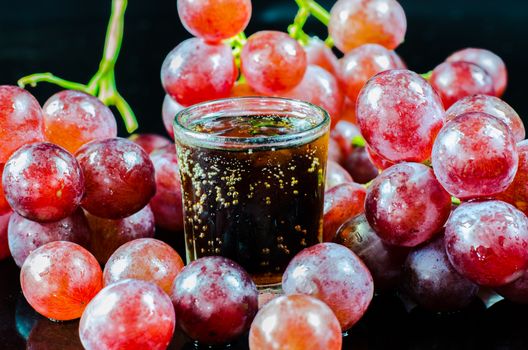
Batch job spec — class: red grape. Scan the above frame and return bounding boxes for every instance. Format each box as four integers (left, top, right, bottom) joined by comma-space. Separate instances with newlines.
42, 90, 117, 154
365, 162, 451, 247
282, 242, 373, 330
104, 238, 184, 294
325, 159, 353, 191
446, 48, 507, 96
177, 0, 252, 42
249, 294, 342, 350
3, 142, 84, 222
149, 145, 183, 231
241, 31, 307, 94
496, 270, 528, 304
0, 165, 9, 215
401, 234, 479, 311
323, 182, 366, 242
79, 279, 175, 350
445, 200, 528, 287
304, 37, 339, 75
161, 38, 236, 106
431, 112, 518, 199
128, 133, 171, 155
329, 0, 407, 53
76, 138, 156, 219
338, 43, 404, 103
338, 98, 358, 124
331, 119, 361, 157
86, 205, 155, 264
20, 241, 102, 321
8, 209, 90, 267
356, 69, 445, 162
335, 213, 409, 290
365, 144, 395, 170
281, 65, 344, 123
0, 85, 44, 164
161, 95, 183, 140
429, 61, 495, 108
0, 211, 10, 260
496, 140, 528, 215
445, 94, 525, 142
171, 256, 258, 345
342, 146, 380, 184
328, 137, 344, 163
230, 81, 258, 97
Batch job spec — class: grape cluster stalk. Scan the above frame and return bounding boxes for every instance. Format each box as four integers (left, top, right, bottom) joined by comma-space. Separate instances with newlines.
16, 0, 138, 133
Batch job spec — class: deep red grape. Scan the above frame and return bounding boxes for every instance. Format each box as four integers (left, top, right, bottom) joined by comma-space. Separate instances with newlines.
79, 279, 175, 350
329, 0, 407, 52
445, 94, 525, 142
128, 133, 171, 155
149, 145, 184, 231
402, 234, 479, 311
304, 37, 339, 75
356, 69, 445, 162
445, 200, 528, 286
171, 256, 258, 345
281, 65, 344, 123
241, 31, 307, 94
496, 140, 528, 215
342, 146, 380, 184
177, 0, 252, 42
42, 90, 117, 154
161, 38, 236, 106
249, 294, 342, 350
76, 138, 156, 219
86, 205, 155, 264
8, 209, 90, 267
338, 43, 404, 103
446, 48, 507, 96
161, 95, 182, 140
20, 241, 102, 321
323, 182, 366, 242
0, 85, 44, 164
0, 211, 10, 260
365, 162, 451, 247
282, 243, 373, 330
431, 112, 518, 199
0, 165, 9, 215
3, 142, 84, 222
104, 238, 184, 294
335, 213, 409, 290
496, 270, 528, 304
430, 61, 495, 108
325, 160, 353, 190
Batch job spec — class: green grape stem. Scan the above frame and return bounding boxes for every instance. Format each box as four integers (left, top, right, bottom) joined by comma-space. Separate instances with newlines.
288, 0, 333, 47
17, 0, 138, 133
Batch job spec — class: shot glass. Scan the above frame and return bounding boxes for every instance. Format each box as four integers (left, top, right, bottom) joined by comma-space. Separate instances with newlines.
174, 97, 330, 288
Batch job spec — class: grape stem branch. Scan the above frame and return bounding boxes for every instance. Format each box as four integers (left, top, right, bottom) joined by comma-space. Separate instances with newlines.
17, 0, 138, 133
288, 0, 333, 47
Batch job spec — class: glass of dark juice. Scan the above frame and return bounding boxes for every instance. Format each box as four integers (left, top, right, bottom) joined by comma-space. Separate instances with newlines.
173, 97, 330, 289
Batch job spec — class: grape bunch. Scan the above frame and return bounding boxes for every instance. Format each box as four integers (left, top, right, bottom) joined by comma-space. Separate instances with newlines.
2, 0, 528, 349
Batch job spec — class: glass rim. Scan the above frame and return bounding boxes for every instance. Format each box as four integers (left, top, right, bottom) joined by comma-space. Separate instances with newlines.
173, 97, 330, 150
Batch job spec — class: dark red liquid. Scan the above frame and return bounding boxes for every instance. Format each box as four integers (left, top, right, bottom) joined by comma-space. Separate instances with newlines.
177, 115, 328, 286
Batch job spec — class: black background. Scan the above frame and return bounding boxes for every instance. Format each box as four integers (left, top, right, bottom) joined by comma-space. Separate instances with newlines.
1, 0, 527, 136
2, 1, 528, 349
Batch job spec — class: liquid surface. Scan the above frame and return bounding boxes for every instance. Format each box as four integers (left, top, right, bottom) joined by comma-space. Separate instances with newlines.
189, 115, 315, 138
178, 114, 328, 286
